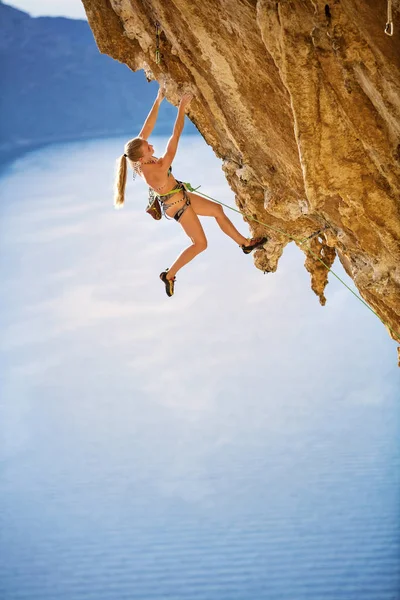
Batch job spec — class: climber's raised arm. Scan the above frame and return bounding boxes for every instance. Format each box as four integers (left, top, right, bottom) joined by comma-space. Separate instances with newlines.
138, 87, 164, 140
118, 88, 267, 299
160, 92, 193, 171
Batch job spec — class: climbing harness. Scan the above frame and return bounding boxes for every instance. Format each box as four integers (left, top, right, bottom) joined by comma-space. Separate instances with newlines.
181, 182, 400, 341
157, 181, 201, 221
385, 0, 394, 36
155, 22, 162, 64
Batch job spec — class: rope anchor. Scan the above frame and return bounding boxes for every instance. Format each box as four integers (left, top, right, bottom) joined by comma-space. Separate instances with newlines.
385, 0, 394, 35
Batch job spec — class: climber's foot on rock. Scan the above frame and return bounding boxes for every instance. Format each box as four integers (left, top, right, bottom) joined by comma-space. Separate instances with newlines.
241, 236, 268, 254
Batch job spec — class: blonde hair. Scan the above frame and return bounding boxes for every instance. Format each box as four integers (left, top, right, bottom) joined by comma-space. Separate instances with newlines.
113, 137, 145, 209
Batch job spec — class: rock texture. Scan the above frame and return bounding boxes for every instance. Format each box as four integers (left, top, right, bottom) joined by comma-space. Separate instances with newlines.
82, 0, 400, 357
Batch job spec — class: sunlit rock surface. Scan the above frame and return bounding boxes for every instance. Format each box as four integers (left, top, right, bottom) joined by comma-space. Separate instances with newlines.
82, 0, 400, 353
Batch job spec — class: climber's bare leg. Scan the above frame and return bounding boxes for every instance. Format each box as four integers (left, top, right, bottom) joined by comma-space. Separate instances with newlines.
187, 192, 250, 246
165, 205, 208, 280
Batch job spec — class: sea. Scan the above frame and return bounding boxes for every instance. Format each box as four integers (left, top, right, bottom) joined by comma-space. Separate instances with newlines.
0, 135, 399, 600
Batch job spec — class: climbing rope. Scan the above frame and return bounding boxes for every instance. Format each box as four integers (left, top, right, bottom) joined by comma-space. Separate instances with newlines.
385, 0, 394, 36
182, 182, 400, 341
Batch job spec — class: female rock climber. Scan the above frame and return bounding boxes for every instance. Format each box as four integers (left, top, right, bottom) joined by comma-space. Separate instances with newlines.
113, 86, 268, 297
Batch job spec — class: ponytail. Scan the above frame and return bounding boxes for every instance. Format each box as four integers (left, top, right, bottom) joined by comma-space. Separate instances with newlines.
114, 138, 145, 208
114, 154, 128, 209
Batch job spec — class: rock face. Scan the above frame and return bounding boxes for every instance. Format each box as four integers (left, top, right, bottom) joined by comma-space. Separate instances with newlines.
82, 0, 400, 355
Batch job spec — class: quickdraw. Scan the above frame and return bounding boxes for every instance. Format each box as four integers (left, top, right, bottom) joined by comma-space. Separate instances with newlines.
155, 22, 162, 64
298, 225, 331, 246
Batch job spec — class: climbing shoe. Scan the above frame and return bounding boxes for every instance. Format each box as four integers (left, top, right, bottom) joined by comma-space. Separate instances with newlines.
241, 236, 269, 254
159, 269, 175, 297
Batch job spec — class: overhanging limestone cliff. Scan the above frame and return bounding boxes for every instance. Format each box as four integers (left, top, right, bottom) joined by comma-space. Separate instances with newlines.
82, 0, 400, 355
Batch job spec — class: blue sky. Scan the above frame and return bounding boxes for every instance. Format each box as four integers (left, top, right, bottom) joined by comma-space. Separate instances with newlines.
8, 0, 87, 18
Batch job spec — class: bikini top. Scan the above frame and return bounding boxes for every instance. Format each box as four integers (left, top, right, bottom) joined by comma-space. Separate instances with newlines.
133, 160, 172, 187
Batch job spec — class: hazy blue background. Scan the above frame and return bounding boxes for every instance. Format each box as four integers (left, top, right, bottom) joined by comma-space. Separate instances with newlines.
0, 135, 399, 599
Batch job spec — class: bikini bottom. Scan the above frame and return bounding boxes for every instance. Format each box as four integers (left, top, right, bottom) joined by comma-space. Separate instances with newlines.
171, 198, 191, 222
159, 181, 191, 222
